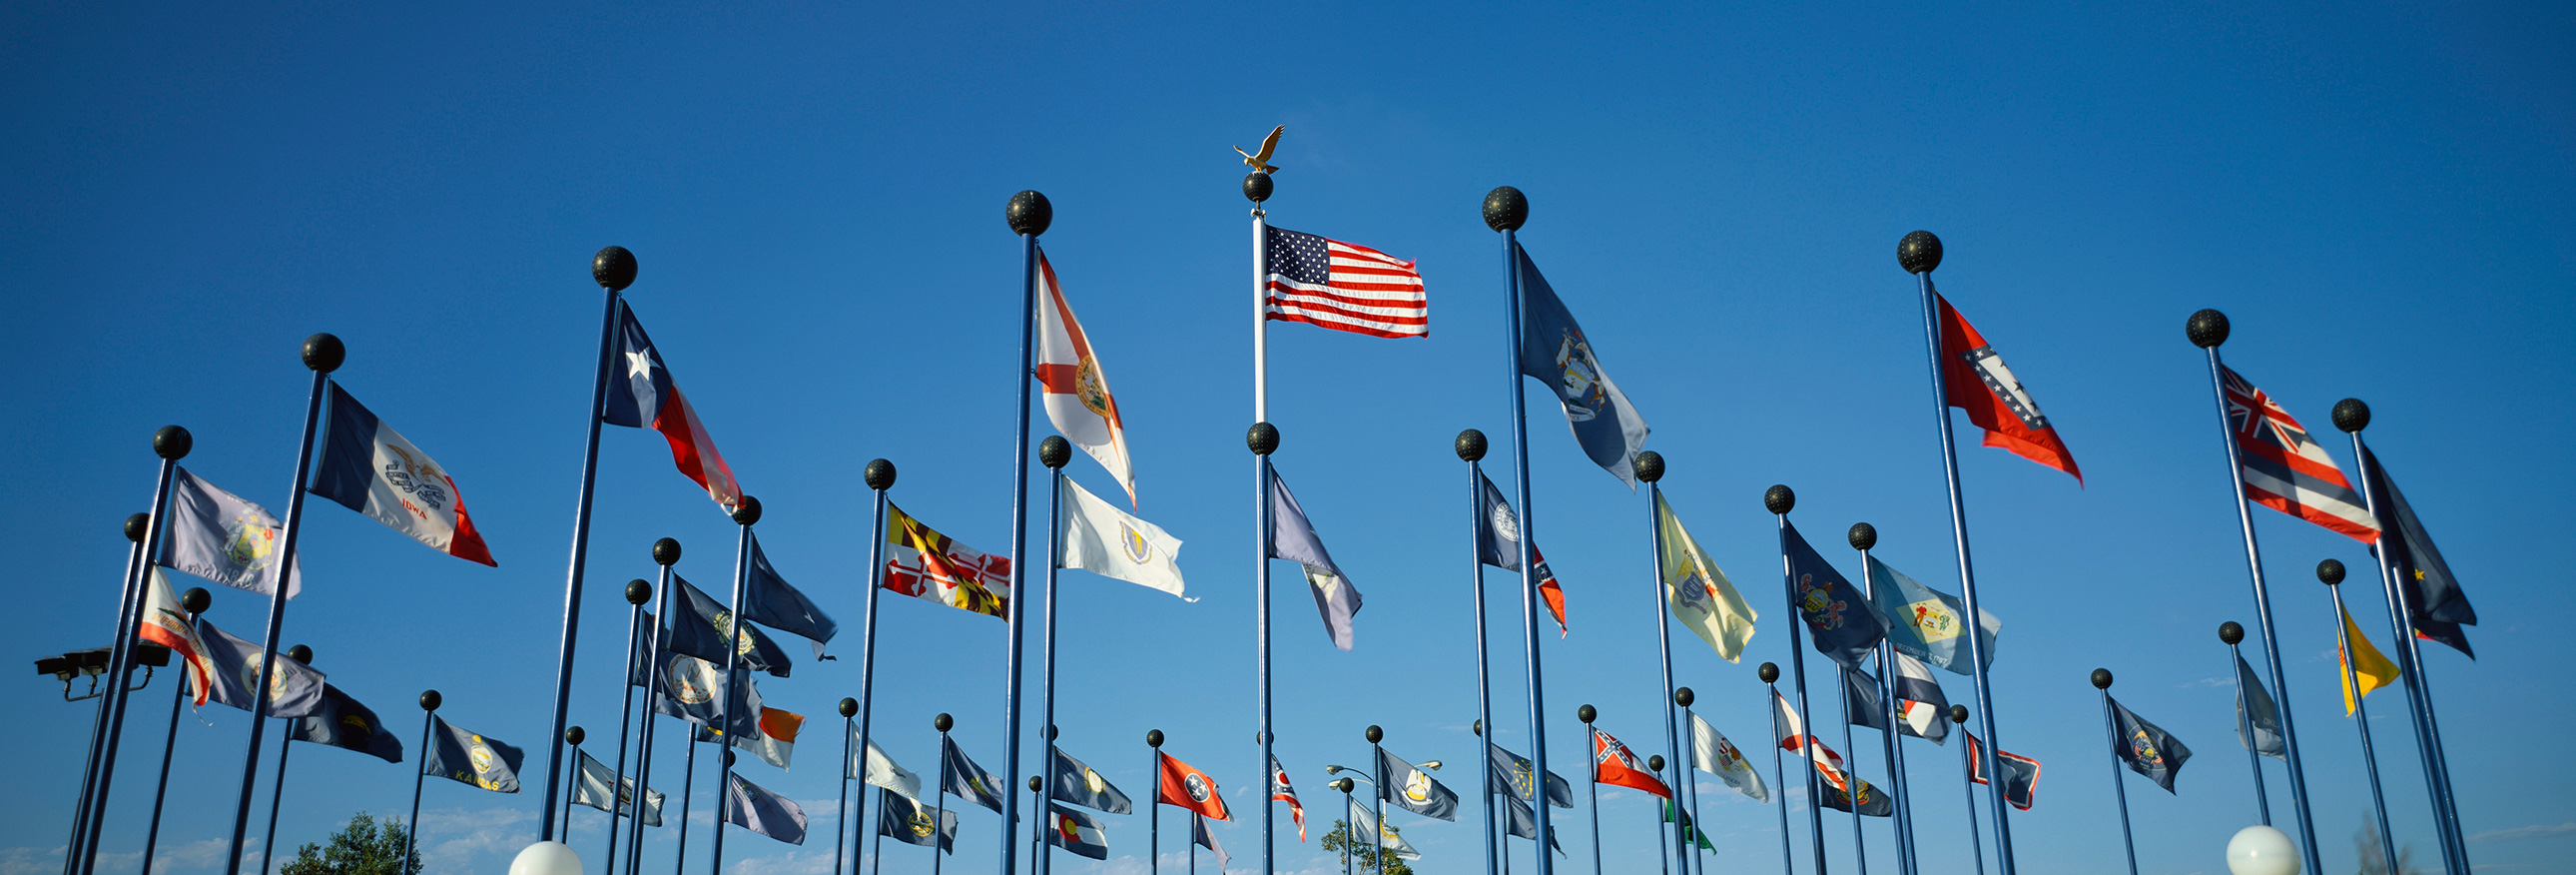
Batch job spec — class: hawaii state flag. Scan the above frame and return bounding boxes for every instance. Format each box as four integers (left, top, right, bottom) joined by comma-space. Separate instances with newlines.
1934, 290, 2080, 481
309, 385, 495, 565
1158, 752, 1231, 821
604, 303, 744, 510
2221, 367, 2378, 541
1032, 250, 1136, 503
1589, 728, 1670, 798
884, 503, 1012, 618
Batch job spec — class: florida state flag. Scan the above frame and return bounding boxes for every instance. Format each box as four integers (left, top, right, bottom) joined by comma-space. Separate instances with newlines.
1156, 752, 1231, 821
1032, 250, 1135, 503
1934, 290, 2080, 482
1590, 728, 1670, 798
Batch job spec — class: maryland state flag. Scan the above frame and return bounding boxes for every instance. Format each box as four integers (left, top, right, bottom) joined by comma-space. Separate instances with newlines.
884, 503, 1012, 618
1934, 290, 2080, 482
1157, 751, 1231, 821
1589, 728, 1670, 798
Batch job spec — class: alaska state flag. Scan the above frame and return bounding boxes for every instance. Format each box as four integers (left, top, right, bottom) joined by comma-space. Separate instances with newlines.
309, 385, 496, 565
1516, 244, 1649, 487
604, 302, 744, 510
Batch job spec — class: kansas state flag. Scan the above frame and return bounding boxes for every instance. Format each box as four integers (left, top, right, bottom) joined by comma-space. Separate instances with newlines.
309, 385, 496, 565
1515, 244, 1649, 487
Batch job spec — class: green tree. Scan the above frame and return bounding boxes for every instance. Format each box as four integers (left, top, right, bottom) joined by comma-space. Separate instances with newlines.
279, 812, 420, 875
1319, 818, 1416, 875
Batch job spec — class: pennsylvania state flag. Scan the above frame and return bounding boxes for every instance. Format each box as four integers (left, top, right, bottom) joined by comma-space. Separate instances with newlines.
1782, 521, 1887, 668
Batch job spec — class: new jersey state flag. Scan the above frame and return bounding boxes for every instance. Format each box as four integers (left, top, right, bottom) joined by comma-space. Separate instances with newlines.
308, 385, 496, 565
1654, 492, 1756, 661
1934, 289, 2080, 482
1032, 250, 1135, 503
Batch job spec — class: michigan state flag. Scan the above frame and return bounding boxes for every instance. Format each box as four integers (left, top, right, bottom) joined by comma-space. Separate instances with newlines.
2107, 696, 2191, 794
288, 684, 402, 763
422, 716, 522, 793
1866, 556, 2000, 675
1049, 748, 1133, 814
666, 576, 793, 676
1375, 748, 1459, 821
876, 788, 955, 852
1515, 243, 1650, 487
1782, 521, 1887, 668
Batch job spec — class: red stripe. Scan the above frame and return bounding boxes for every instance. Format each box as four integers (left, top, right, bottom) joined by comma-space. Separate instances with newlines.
1266, 302, 1431, 330
1265, 284, 1429, 319
1267, 278, 1427, 307
1266, 311, 1428, 339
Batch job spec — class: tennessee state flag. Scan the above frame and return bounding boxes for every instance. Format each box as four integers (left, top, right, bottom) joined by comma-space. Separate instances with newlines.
1156, 752, 1231, 821
1590, 728, 1671, 798
1934, 290, 2080, 482
1032, 250, 1135, 504
604, 302, 744, 510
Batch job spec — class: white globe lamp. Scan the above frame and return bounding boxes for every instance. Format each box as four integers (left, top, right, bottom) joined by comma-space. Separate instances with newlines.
509, 841, 583, 875
2226, 825, 2300, 875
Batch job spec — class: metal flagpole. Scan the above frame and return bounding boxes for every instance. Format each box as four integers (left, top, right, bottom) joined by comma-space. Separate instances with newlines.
561, 731, 583, 831
1371, 731, 1390, 875
2335, 404, 2468, 874
1036, 439, 1069, 875
1487, 185, 1557, 875
834, 701, 854, 875
67, 507, 157, 875
706, 496, 761, 874
1245, 171, 1279, 875
629, 541, 681, 875
220, 336, 337, 875
1851, 526, 1915, 875
402, 692, 437, 875
1648, 753, 1670, 875
141, 585, 209, 875
73, 433, 190, 875
1636, 460, 1691, 875
2318, 560, 2402, 872
1677, 696, 1709, 875
1759, 672, 1792, 875
2090, 671, 2138, 875
934, 716, 955, 875
872, 789, 887, 875
605, 580, 652, 875
2185, 309, 2321, 875
2218, 622, 2271, 826
543, 248, 633, 842
1461, 430, 1499, 875
1000, 191, 1048, 875
849, 459, 894, 875
1900, 232, 2016, 875
1578, 708, 1603, 875
1148, 732, 1163, 875
257, 645, 313, 875
1950, 706, 1984, 875
1189, 813, 1198, 875
1338, 780, 1356, 875
1769, 488, 1829, 875
673, 735, 695, 875
1833, 666, 1866, 875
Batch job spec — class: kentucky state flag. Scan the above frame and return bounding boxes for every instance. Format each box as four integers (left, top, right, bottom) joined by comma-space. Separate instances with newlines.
308, 384, 496, 565
1515, 243, 1649, 487
1782, 521, 1887, 668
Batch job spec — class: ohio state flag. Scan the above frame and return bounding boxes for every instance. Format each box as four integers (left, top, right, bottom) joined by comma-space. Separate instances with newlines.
1935, 290, 2080, 482
1032, 250, 1135, 503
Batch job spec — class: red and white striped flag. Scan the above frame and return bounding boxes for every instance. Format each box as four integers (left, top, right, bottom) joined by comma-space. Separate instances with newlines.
1263, 226, 1426, 338
2221, 367, 2379, 542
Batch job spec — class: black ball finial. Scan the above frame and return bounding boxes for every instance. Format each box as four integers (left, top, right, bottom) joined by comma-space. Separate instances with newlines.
1364, 725, 1383, 744
2090, 668, 2114, 690
1038, 436, 1072, 469
1472, 719, 1483, 736
865, 458, 897, 491
1334, 777, 1355, 793
1577, 704, 1597, 723
1247, 422, 1279, 455
2219, 621, 2245, 645
1949, 704, 1970, 724
731, 495, 762, 526
1243, 172, 1273, 204
181, 587, 211, 614
1005, 191, 1053, 237
1647, 754, 1665, 771
1146, 729, 1164, 748
653, 537, 682, 566
1483, 187, 1528, 232
838, 697, 858, 718
1455, 429, 1487, 462
2331, 399, 2371, 434
592, 246, 638, 292
153, 426, 193, 460
1763, 484, 1795, 515
287, 644, 313, 664
935, 713, 954, 732
125, 512, 151, 542
1633, 450, 1664, 483
1758, 662, 1779, 683
565, 726, 585, 745
419, 689, 441, 711
1897, 231, 1943, 275
1847, 522, 1877, 551
1673, 687, 1694, 707
2316, 558, 2345, 585
1027, 776, 1044, 793
303, 333, 345, 374
2186, 309, 2232, 349
625, 579, 651, 605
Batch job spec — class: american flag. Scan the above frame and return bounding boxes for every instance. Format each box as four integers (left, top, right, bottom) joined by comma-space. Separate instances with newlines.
1264, 226, 1426, 338
2222, 366, 2380, 542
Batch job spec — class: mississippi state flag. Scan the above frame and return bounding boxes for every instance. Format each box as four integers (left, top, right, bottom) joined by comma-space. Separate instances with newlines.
2222, 367, 2380, 542
309, 384, 495, 565
1264, 226, 1427, 338
1032, 250, 1136, 503
1589, 728, 1670, 798
604, 303, 744, 510
1934, 289, 2080, 482
1157, 751, 1231, 821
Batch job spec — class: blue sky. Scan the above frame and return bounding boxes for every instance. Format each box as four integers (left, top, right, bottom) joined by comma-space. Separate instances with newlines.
6, 3, 2572, 875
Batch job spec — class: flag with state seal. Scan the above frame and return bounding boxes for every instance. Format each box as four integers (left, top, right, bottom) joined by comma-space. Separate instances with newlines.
1032, 250, 1136, 503
308, 384, 496, 565
157, 467, 301, 597
1049, 748, 1133, 814
1156, 751, 1230, 820
1866, 555, 2000, 675
1374, 748, 1459, 821
422, 716, 523, 793
1059, 477, 1186, 599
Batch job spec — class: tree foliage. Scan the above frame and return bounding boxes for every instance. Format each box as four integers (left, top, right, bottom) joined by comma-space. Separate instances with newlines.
1320, 818, 1416, 875
279, 812, 420, 875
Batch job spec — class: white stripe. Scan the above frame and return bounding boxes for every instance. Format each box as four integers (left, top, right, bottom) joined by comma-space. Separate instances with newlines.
1266, 276, 1429, 307
2242, 467, 2377, 529
1264, 304, 1429, 336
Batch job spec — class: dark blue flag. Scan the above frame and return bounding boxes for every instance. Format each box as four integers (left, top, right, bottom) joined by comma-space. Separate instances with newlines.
649, 651, 765, 738
2107, 696, 2191, 794
1049, 748, 1133, 814
1782, 521, 1888, 668
876, 788, 956, 852
744, 534, 837, 657
2359, 446, 2476, 657
422, 715, 522, 793
288, 684, 403, 763
1375, 748, 1459, 821
1515, 243, 1650, 487
942, 736, 1006, 814
1269, 467, 1362, 651
1487, 742, 1573, 808
667, 575, 793, 677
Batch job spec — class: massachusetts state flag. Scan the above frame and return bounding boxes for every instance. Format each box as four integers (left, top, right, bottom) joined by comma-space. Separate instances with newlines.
604, 303, 744, 510
1589, 728, 1670, 798
309, 384, 495, 565
1935, 290, 2080, 481
1263, 226, 1426, 339
884, 503, 1012, 618
2222, 366, 2379, 542
1032, 250, 1136, 502
1157, 751, 1230, 821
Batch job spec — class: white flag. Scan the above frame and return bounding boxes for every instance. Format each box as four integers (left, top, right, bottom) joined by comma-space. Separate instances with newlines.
1058, 477, 1186, 599
850, 732, 921, 800
158, 467, 302, 597
1032, 251, 1135, 503
572, 749, 666, 825
1348, 798, 1419, 860
1689, 711, 1769, 802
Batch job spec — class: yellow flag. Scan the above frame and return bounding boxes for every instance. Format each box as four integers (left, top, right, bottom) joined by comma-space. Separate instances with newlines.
1654, 491, 1758, 661
2339, 600, 2400, 715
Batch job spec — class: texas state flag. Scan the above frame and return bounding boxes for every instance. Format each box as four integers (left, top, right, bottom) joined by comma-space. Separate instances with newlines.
309, 384, 496, 565
603, 303, 744, 510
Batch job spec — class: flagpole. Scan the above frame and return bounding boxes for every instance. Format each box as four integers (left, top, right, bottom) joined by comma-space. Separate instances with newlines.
1242, 172, 1281, 875
934, 715, 954, 875
707, 495, 761, 874
1949, 706, 1984, 875
1676, 694, 1708, 875
849, 459, 895, 875
1486, 185, 1557, 875
2184, 308, 2322, 875
1646, 754, 1670, 875
1634, 456, 1691, 875
562, 730, 584, 831
2090, 671, 2138, 875
1899, 233, 2016, 875
1459, 430, 1500, 875
1832, 665, 1866, 875
629, 540, 680, 875
2317, 559, 2403, 871
833, 701, 854, 875
219, 336, 337, 875
1757, 670, 1792, 875
256, 644, 313, 875
72, 430, 191, 875
63, 512, 149, 875
1369, 728, 1389, 875
402, 692, 436, 875
605, 580, 651, 875
140, 584, 208, 875
673, 735, 696, 875
1001, 191, 1048, 875
2334, 403, 2468, 874
1335, 779, 1356, 875
2218, 622, 2272, 826
1149, 731, 1164, 875
1850, 526, 1915, 875
1768, 487, 1829, 875
541, 248, 633, 843
1036, 438, 1069, 875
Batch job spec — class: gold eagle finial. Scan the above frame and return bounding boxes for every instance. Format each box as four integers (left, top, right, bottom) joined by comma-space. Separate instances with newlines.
1234, 125, 1284, 174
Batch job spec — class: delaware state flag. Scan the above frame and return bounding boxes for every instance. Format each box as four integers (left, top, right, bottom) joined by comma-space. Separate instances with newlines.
309, 384, 496, 565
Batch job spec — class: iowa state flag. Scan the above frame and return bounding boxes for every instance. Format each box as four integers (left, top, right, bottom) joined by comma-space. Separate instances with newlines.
309, 385, 495, 565
1934, 290, 2080, 482
604, 302, 744, 510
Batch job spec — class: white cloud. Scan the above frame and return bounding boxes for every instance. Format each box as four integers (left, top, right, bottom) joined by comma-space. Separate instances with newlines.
2469, 822, 2576, 843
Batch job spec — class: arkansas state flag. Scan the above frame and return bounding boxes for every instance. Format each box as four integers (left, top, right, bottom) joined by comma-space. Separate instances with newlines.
1032, 250, 1135, 503
1590, 728, 1670, 798
309, 384, 496, 565
1156, 751, 1231, 821
604, 302, 744, 510
1934, 289, 2080, 482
